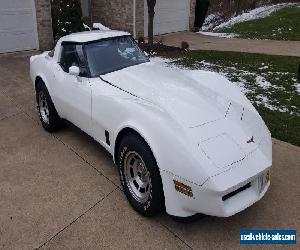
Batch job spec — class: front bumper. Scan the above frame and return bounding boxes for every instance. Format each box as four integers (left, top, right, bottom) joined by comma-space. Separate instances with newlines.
160, 119, 272, 218
160, 165, 271, 218
161, 141, 272, 217
195, 169, 270, 217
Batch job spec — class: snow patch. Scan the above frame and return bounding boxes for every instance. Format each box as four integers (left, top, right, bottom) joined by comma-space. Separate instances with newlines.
295, 83, 300, 94
201, 13, 224, 31
255, 95, 288, 113
259, 65, 269, 70
214, 4, 289, 30
198, 31, 238, 38
255, 76, 272, 89
202, 3, 295, 31
150, 57, 173, 65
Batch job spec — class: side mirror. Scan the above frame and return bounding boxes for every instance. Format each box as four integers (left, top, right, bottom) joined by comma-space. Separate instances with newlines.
69, 66, 80, 76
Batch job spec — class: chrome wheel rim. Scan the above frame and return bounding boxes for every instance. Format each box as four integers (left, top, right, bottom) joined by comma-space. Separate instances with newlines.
38, 91, 49, 124
124, 151, 151, 203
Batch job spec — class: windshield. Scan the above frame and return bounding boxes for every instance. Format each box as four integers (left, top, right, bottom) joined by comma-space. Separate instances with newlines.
85, 36, 149, 76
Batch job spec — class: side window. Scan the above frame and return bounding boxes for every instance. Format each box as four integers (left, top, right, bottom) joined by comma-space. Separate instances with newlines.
59, 44, 87, 76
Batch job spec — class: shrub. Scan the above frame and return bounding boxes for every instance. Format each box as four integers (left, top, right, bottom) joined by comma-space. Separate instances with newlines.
138, 37, 145, 44
51, 0, 84, 41
181, 41, 190, 51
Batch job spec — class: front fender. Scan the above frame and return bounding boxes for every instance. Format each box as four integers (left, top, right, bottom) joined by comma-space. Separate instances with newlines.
30, 54, 53, 97
90, 78, 213, 187
112, 98, 213, 187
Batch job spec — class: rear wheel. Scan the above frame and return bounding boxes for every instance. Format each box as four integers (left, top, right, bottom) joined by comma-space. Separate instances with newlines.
118, 134, 164, 216
36, 80, 63, 132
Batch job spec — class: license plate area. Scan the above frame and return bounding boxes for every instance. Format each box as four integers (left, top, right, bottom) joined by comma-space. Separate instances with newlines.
258, 170, 270, 193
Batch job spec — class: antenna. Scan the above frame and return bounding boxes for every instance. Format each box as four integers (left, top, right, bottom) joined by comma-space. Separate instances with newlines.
83, 23, 91, 31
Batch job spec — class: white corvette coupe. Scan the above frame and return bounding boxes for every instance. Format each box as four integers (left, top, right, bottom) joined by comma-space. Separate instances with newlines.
30, 30, 272, 219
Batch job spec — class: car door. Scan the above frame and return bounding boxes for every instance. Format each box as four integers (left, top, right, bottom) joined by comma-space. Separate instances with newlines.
51, 43, 92, 135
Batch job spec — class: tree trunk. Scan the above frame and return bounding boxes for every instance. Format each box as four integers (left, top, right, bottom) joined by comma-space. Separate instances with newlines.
250, 0, 257, 10
235, 0, 241, 15
148, 10, 154, 46
147, 0, 156, 46
194, 0, 210, 30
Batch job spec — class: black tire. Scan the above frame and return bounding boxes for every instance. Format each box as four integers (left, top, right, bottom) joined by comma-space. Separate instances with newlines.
36, 80, 63, 132
118, 134, 165, 217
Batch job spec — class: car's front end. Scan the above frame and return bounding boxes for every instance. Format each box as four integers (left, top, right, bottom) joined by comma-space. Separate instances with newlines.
100, 55, 273, 218
160, 141, 271, 218
158, 101, 272, 218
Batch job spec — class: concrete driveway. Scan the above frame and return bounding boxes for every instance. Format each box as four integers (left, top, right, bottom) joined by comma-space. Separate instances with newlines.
0, 52, 299, 249
156, 32, 300, 57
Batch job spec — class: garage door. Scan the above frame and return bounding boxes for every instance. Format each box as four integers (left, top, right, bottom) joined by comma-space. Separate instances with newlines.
0, 0, 38, 53
144, 0, 190, 36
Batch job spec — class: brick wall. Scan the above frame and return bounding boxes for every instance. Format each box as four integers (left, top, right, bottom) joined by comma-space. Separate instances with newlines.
92, 0, 134, 35
35, 0, 54, 50
135, 0, 144, 38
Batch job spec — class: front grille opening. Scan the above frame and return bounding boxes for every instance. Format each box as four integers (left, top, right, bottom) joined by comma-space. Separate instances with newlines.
222, 182, 251, 201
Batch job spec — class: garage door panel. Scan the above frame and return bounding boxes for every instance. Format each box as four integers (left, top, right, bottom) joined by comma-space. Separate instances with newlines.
0, 0, 37, 53
0, 0, 32, 9
0, 10, 36, 31
0, 31, 37, 52
155, 22, 187, 34
154, 15, 189, 25
154, 9, 189, 19
155, 0, 188, 9
144, 0, 190, 36
155, 18, 188, 27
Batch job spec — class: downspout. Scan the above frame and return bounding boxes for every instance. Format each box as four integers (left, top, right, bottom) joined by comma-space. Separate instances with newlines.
88, 0, 92, 20
133, 0, 136, 38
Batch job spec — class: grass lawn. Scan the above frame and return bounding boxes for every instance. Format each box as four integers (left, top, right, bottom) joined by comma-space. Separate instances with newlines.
217, 5, 300, 41
163, 50, 300, 146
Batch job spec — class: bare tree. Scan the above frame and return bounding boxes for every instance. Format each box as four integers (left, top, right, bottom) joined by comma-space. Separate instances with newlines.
147, 0, 156, 46
234, 0, 241, 15
250, 0, 258, 10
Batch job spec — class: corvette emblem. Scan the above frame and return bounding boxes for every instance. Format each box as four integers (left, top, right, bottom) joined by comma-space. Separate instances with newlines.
247, 136, 255, 144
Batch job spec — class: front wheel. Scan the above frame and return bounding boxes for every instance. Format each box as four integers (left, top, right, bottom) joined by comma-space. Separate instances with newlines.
36, 80, 63, 132
118, 134, 165, 217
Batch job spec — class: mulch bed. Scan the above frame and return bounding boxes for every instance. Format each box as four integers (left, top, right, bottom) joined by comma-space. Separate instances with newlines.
138, 42, 186, 57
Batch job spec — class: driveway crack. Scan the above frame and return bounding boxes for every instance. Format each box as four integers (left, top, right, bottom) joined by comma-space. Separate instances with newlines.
159, 222, 194, 250
35, 187, 118, 249
8, 99, 120, 189
51, 133, 120, 188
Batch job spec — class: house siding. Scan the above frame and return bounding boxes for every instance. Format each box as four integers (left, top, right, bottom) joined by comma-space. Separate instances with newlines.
35, 0, 54, 50
92, 0, 134, 35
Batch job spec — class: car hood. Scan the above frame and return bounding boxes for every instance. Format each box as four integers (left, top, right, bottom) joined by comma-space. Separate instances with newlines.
101, 61, 256, 128
101, 61, 271, 176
